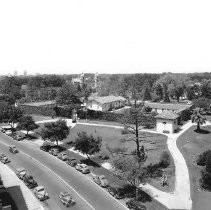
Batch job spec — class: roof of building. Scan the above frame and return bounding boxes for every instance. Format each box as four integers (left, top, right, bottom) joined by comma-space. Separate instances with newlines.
145, 101, 192, 113
155, 110, 179, 120
21, 100, 56, 107
88, 95, 127, 104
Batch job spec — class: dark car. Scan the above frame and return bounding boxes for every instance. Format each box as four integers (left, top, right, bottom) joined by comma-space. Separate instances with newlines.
23, 173, 38, 189
126, 199, 146, 210
49, 148, 59, 156
9, 145, 18, 154
107, 186, 125, 199
66, 158, 77, 167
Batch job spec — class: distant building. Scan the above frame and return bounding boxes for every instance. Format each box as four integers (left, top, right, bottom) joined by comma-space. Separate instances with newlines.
86, 95, 127, 112
72, 73, 85, 87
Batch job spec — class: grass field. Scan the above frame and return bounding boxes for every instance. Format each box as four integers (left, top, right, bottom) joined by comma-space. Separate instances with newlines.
61, 124, 174, 192
177, 125, 211, 210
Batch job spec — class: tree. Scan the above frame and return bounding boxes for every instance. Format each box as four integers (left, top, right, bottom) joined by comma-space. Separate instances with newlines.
40, 120, 70, 146
142, 86, 152, 101
74, 131, 102, 159
193, 97, 211, 111
56, 83, 82, 106
0, 105, 23, 132
201, 79, 211, 99
112, 155, 146, 199
153, 83, 163, 101
120, 106, 148, 160
16, 115, 39, 136
191, 108, 206, 131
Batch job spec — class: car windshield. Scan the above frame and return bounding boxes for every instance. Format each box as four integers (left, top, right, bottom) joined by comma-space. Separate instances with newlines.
37, 188, 44, 192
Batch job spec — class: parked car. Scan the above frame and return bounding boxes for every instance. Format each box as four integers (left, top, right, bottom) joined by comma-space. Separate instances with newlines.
59, 191, 75, 207
40, 142, 53, 152
23, 173, 38, 189
66, 158, 77, 167
0, 154, 10, 164
15, 167, 27, 180
9, 145, 18, 154
107, 186, 125, 199
57, 152, 68, 161
49, 148, 59, 156
75, 163, 90, 174
13, 135, 23, 141
93, 175, 108, 187
34, 186, 49, 201
126, 199, 146, 210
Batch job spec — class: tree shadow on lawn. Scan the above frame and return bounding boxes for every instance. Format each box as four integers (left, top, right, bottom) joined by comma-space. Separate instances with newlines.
80, 158, 101, 168
194, 129, 210, 134
120, 184, 152, 202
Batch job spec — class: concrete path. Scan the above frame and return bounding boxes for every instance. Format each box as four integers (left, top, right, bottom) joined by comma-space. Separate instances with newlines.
140, 121, 193, 210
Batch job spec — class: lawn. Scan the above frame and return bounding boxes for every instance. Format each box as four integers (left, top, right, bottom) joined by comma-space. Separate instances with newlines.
61, 124, 174, 192
177, 125, 211, 210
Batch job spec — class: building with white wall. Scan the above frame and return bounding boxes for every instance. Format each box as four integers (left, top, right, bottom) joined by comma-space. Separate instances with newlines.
86, 95, 127, 112
155, 110, 179, 134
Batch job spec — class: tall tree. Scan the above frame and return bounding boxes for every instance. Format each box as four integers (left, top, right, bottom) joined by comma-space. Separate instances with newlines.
120, 106, 148, 160
191, 108, 206, 131
74, 131, 102, 159
17, 115, 39, 136
56, 83, 81, 106
40, 120, 70, 146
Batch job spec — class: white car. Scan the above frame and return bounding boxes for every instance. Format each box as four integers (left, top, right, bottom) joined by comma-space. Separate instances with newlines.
15, 167, 27, 180
93, 175, 108, 187
57, 152, 68, 161
59, 191, 75, 207
75, 163, 90, 174
34, 186, 49, 201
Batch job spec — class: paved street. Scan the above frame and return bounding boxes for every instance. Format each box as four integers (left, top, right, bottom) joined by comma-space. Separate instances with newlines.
0, 138, 92, 210
0, 132, 127, 210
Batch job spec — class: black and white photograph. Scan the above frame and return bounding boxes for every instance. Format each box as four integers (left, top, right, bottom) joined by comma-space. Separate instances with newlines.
0, 0, 211, 209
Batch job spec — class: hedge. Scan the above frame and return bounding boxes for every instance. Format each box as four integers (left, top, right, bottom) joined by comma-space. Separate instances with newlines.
19, 104, 55, 116
77, 109, 124, 122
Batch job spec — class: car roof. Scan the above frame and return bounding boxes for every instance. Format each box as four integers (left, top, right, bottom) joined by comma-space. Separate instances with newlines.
99, 175, 105, 179
36, 186, 44, 190
60, 191, 70, 196
10, 145, 16, 148
16, 167, 26, 172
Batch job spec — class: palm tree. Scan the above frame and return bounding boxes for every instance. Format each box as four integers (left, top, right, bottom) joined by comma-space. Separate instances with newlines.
191, 108, 206, 131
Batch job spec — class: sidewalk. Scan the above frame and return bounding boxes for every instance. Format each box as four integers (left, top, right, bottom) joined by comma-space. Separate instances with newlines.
0, 162, 43, 210
140, 121, 193, 210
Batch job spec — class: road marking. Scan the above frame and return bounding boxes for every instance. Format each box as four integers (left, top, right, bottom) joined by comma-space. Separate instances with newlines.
0, 138, 95, 210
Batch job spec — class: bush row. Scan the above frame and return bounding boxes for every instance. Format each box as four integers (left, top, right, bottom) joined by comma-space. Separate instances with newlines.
19, 104, 55, 116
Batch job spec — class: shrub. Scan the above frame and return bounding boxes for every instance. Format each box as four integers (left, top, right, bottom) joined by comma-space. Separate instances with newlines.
200, 169, 211, 191
159, 151, 171, 168
206, 153, 211, 173
196, 150, 211, 166
121, 127, 131, 135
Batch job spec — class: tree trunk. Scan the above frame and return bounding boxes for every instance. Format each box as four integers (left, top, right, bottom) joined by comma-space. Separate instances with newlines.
197, 122, 200, 131
26, 130, 29, 137
135, 187, 139, 200
177, 95, 180, 102
135, 118, 141, 159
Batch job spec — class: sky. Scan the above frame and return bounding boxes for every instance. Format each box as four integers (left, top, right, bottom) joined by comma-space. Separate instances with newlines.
0, 0, 211, 75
